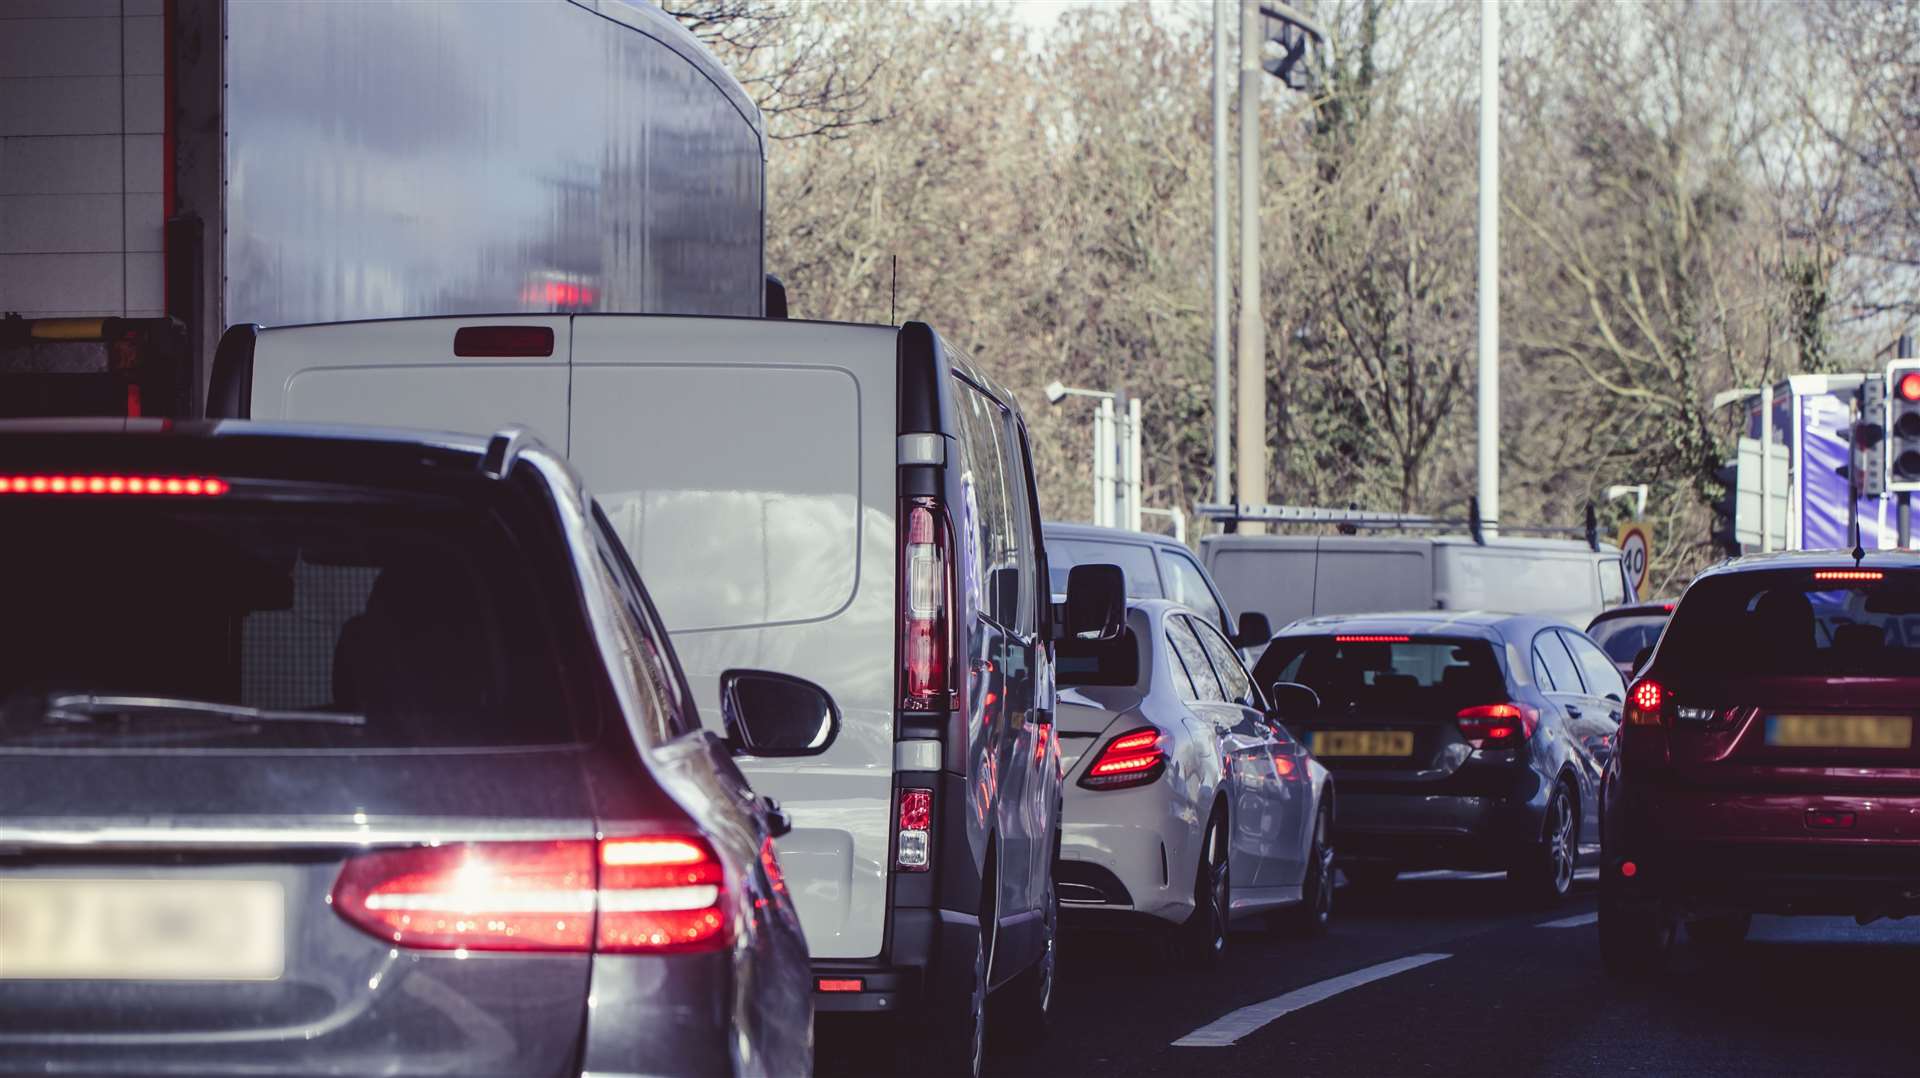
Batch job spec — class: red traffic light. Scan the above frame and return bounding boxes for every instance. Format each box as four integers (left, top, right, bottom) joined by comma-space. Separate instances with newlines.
1900, 371, 1920, 402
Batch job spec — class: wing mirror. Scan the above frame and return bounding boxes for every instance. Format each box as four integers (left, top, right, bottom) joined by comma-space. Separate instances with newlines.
1233, 611, 1272, 649
761, 796, 793, 838
1267, 681, 1321, 721
1054, 563, 1125, 642
719, 669, 839, 757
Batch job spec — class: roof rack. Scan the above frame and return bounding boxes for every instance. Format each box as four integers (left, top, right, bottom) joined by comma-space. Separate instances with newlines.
1195, 497, 1602, 551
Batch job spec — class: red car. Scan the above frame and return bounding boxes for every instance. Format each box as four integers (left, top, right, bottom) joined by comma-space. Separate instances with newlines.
1599, 552, 1920, 974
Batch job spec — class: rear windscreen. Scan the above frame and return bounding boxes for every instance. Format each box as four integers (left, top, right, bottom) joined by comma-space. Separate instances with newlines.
1056, 629, 1142, 687
1660, 570, 1920, 678
1252, 636, 1506, 717
1048, 539, 1161, 601
1589, 614, 1668, 665
0, 493, 587, 752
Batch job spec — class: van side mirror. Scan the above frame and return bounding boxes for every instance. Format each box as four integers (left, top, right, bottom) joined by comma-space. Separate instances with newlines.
1233, 611, 1272, 648
1267, 681, 1320, 721
1055, 563, 1125, 642
719, 669, 838, 756
1631, 646, 1655, 676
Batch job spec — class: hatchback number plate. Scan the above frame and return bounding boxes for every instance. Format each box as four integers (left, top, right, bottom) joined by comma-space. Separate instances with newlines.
0, 878, 284, 981
1765, 714, 1912, 750
1311, 730, 1414, 757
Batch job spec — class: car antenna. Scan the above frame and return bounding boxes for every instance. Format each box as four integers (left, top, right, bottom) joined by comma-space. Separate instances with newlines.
890, 254, 898, 326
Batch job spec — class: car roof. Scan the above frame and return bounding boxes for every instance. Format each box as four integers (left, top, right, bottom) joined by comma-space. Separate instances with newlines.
1273, 610, 1569, 642
1043, 521, 1182, 551
1697, 549, 1920, 577
1201, 531, 1620, 555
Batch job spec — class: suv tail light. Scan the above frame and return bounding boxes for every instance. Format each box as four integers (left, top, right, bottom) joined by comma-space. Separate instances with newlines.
900, 498, 954, 712
1079, 727, 1167, 790
897, 788, 933, 871
1625, 679, 1667, 726
330, 836, 729, 954
1456, 703, 1539, 749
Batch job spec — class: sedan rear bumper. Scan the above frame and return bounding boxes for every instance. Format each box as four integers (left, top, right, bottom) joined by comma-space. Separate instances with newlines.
1333, 791, 1542, 870
1060, 805, 1198, 926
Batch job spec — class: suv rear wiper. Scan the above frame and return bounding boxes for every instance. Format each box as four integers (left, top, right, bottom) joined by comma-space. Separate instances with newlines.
44, 693, 367, 728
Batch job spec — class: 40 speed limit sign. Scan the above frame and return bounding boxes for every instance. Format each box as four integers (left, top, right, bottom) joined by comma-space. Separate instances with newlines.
1617, 523, 1653, 595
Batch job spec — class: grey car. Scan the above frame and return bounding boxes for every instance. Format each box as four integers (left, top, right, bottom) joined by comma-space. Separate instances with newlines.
0, 419, 814, 1076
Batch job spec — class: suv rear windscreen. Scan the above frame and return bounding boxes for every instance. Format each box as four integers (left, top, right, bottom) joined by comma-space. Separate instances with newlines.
0, 490, 587, 751
1253, 636, 1506, 717
1659, 569, 1920, 678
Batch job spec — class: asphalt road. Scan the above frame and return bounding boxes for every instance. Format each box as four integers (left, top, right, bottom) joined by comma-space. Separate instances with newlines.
818, 870, 1920, 1077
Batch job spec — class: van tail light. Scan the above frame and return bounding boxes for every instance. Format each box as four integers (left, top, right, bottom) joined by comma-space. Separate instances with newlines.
1079, 727, 1167, 790
897, 788, 933, 872
1625, 679, 1668, 727
330, 837, 729, 954
900, 498, 954, 712
1456, 703, 1539, 750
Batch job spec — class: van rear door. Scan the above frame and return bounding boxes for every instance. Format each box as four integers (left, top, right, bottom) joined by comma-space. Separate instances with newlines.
566, 316, 898, 961
248, 316, 571, 444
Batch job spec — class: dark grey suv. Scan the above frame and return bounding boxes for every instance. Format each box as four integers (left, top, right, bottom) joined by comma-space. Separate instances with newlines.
0, 420, 814, 1076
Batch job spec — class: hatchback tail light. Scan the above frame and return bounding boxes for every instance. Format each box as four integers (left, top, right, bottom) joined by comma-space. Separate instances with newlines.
1079, 727, 1168, 790
897, 788, 933, 872
1456, 703, 1539, 749
330, 836, 729, 954
1625, 679, 1668, 726
900, 498, 955, 712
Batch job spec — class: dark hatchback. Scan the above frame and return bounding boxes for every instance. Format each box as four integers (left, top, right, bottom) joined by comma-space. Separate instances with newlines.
1601, 553, 1920, 974
0, 421, 813, 1076
1255, 613, 1625, 903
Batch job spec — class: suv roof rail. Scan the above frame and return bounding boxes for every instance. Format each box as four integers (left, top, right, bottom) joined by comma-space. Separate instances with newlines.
1196, 498, 1602, 551
480, 426, 533, 479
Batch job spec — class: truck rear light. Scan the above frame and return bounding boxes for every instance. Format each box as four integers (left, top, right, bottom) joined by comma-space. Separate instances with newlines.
330, 836, 729, 954
0, 474, 228, 496
452, 325, 556, 357
1079, 727, 1167, 790
1455, 703, 1539, 749
1625, 679, 1668, 726
900, 498, 954, 712
897, 788, 933, 871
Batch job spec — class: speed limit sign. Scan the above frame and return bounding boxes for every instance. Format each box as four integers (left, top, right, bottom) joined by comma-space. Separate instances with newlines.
1617, 523, 1653, 595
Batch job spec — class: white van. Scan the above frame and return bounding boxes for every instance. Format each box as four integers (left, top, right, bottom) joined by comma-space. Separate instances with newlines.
1200, 533, 1636, 631
211, 314, 1126, 1074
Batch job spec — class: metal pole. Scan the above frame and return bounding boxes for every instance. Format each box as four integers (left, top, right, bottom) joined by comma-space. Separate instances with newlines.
1121, 395, 1136, 530
1097, 397, 1116, 528
1475, 0, 1500, 537
1903, 334, 1916, 549
1236, 0, 1266, 532
1760, 391, 1774, 552
1212, 0, 1232, 506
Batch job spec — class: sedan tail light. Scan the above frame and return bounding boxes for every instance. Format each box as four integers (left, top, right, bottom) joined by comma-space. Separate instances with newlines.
330, 836, 729, 954
1079, 727, 1167, 790
1456, 703, 1539, 750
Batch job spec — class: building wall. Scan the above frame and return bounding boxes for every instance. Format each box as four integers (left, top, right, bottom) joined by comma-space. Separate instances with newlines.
0, 0, 167, 319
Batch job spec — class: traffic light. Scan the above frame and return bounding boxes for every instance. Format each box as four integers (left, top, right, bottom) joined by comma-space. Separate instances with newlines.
1889, 360, 1920, 493
1857, 375, 1887, 498
1710, 459, 1740, 558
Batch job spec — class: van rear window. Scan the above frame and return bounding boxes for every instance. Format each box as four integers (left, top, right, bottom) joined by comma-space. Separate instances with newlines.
1253, 636, 1506, 718
0, 493, 587, 752
1660, 570, 1920, 678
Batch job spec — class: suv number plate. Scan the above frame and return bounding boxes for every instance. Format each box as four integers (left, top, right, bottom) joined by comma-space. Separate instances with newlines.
1765, 715, 1912, 750
0, 878, 284, 981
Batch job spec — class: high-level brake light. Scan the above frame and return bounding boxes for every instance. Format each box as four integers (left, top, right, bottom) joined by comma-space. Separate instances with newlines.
1456, 703, 1538, 749
1080, 727, 1167, 790
453, 325, 556, 358
1335, 634, 1410, 644
896, 788, 933, 872
900, 498, 954, 712
1813, 569, 1884, 583
0, 474, 228, 496
329, 836, 729, 954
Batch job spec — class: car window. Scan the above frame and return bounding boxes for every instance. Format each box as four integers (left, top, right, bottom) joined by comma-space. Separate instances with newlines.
1164, 635, 1201, 703
1588, 613, 1667, 665
953, 377, 1020, 630
1531, 646, 1559, 692
1162, 550, 1226, 629
1191, 616, 1257, 708
995, 409, 1039, 638
1600, 559, 1627, 606
1048, 537, 1162, 600
1167, 617, 1225, 702
1534, 630, 1585, 695
592, 507, 697, 740
1564, 630, 1627, 701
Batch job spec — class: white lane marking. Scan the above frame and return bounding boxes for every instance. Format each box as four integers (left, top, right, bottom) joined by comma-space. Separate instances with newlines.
1171, 953, 1452, 1048
1537, 912, 1599, 929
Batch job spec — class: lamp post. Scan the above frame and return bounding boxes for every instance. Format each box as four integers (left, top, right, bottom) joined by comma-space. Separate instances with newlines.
1047, 380, 1142, 531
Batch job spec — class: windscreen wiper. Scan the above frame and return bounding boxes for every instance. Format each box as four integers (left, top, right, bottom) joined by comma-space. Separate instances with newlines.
44, 693, 367, 727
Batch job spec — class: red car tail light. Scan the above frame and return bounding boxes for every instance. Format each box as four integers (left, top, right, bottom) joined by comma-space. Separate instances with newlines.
900, 498, 955, 713
0, 474, 229, 496
1080, 727, 1167, 790
896, 788, 933, 872
1625, 679, 1668, 726
330, 837, 729, 954
1456, 703, 1539, 749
